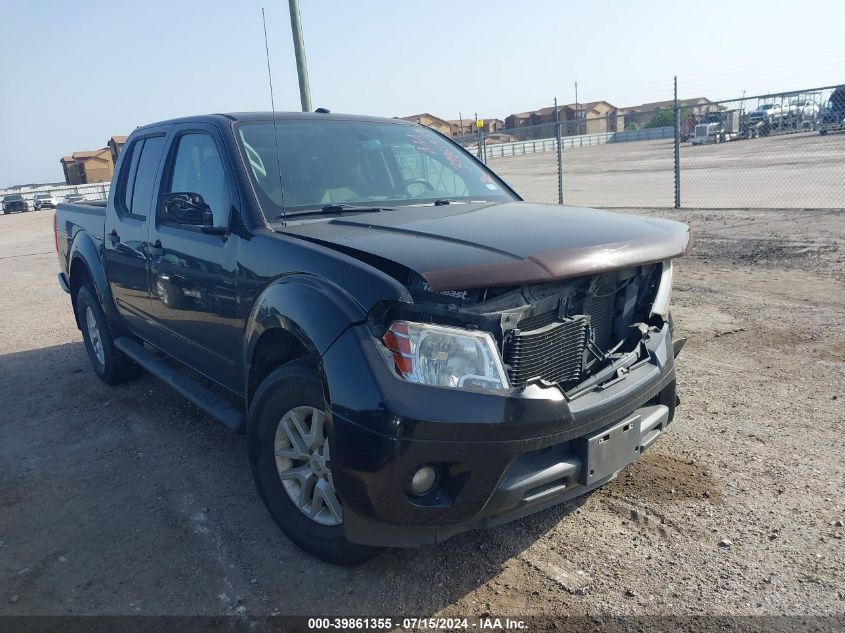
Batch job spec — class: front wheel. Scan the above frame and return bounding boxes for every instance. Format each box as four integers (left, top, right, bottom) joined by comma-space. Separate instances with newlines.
248, 361, 382, 565
76, 285, 141, 384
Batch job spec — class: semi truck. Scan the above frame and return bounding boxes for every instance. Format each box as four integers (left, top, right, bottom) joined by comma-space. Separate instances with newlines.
691, 110, 741, 144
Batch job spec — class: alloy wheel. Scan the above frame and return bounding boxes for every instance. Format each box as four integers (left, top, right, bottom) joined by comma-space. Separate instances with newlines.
273, 406, 342, 526
85, 306, 105, 366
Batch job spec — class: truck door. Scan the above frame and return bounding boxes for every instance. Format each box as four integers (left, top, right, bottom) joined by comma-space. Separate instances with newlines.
147, 125, 242, 391
104, 132, 168, 338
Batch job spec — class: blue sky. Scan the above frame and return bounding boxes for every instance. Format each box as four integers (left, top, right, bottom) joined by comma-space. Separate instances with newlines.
1, 0, 843, 187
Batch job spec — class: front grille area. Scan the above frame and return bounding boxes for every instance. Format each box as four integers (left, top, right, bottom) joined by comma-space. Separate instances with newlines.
517, 310, 558, 331
589, 287, 618, 351
505, 316, 588, 387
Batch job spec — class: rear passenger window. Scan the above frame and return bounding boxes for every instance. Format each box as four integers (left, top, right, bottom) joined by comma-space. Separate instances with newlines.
130, 136, 166, 218
116, 140, 142, 216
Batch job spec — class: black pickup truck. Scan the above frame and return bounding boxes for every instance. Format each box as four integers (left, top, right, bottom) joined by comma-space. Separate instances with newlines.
55, 112, 689, 564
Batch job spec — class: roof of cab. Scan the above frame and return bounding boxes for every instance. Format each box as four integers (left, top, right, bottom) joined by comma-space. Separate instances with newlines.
134, 111, 413, 132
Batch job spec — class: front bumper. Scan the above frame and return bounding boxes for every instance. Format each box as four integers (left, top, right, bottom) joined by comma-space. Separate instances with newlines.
321, 322, 679, 547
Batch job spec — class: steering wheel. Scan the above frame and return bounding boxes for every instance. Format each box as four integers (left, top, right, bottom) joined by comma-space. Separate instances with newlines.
404, 178, 435, 196
243, 142, 267, 179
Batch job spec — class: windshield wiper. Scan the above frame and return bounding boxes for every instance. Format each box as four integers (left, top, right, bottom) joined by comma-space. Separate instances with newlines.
279, 203, 394, 218
320, 203, 394, 214
405, 199, 487, 207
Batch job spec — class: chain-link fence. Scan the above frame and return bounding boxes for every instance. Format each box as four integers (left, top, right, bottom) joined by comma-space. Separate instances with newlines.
454, 82, 845, 209
0, 182, 110, 206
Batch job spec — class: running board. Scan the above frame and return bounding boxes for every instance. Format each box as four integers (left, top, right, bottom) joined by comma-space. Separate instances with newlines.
114, 337, 246, 433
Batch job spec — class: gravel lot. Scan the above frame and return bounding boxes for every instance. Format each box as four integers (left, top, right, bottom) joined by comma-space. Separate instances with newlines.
1, 206, 843, 618
489, 131, 845, 209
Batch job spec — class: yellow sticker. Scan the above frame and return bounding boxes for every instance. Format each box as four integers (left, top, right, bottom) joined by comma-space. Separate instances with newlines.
476, 119, 484, 128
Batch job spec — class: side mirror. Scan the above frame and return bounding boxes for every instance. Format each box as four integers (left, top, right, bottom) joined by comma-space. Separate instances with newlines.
161, 192, 217, 229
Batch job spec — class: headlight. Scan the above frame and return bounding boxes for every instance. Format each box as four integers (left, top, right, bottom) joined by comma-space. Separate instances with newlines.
650, 259, 674, 317
383, 321, 510, 391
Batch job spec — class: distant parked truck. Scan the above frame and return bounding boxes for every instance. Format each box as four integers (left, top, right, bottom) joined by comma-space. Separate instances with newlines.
819, 86, 845, 134
691, 110, 741, 144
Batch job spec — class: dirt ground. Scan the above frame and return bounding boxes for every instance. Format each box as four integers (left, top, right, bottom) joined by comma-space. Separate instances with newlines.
491, 131, 845, 209
0, 207, 843, 618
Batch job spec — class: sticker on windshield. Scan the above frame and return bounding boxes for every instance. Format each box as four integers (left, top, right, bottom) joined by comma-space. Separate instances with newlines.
485, 183, 499, 190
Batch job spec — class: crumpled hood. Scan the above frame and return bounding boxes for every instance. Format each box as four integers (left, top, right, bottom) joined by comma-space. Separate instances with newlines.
281, 201, 691, 290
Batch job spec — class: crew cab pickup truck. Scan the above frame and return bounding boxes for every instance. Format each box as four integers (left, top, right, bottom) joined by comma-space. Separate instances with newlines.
55, 112, 689, 564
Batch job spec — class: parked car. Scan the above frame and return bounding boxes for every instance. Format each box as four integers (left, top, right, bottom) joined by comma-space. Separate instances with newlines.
64, 193, 86, 203
2, 194, 29, 214
55, 112, 689, 564
34, 193, 58, 210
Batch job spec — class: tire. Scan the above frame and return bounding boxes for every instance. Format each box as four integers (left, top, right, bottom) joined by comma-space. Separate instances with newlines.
76, 284, 141, 385
248, 361, 382, 565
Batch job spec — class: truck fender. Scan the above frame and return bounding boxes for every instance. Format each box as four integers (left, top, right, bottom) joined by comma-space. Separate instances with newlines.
68, 233, 122, 329
243, 273, 368, 399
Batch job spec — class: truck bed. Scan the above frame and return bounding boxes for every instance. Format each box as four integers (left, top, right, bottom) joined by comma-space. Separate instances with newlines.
55, 201, 108, 278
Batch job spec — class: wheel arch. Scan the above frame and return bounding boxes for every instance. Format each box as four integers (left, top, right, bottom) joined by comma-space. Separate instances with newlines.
67, 233, 121, 329
243, 273, 368, 406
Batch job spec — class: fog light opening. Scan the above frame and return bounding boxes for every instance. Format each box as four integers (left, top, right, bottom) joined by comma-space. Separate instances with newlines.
407, 465, 438, 497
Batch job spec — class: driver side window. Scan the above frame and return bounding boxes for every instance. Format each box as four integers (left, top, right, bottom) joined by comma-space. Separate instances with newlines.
164, 133, 230, 228
392, 144, 469, 197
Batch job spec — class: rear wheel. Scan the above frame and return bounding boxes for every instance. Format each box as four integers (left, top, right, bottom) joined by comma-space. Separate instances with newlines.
248, 361, 381, 565
76, 285, 141, 385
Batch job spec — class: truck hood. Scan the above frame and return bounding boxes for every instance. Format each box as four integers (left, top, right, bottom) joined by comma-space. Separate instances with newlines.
281, 201, 690, 291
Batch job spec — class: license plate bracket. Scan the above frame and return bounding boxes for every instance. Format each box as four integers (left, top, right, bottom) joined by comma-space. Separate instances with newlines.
577, 415, 641, 485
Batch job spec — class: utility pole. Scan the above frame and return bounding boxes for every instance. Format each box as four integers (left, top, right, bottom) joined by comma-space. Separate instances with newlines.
287, 0, 312, 112
574, 81, 579, 135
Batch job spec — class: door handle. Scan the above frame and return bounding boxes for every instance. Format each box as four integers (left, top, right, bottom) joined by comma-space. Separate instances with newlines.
148, 239, 164, 256
107, 229, 120, 245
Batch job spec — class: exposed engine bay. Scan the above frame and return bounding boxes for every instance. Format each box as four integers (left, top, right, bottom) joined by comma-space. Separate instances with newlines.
374, 262, 666, 394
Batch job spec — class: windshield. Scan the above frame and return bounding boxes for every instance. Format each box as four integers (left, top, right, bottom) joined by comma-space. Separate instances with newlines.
235, 119, 515, 215
4, 195, 23, 201
759, 104, 774, 110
